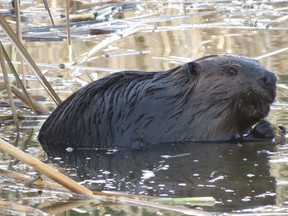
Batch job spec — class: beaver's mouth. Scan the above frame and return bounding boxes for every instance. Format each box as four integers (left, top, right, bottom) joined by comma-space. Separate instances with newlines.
249, 96, 273, 119
237, 89, 275, 123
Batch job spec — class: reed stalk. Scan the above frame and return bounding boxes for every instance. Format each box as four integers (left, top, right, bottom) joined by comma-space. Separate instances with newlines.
0, 43, 40, 114
13, 0, 21, 38
0, 200, 46, 215
0, 137, 93, 197
66, 0, 72, 46
42, 0, 55, 27
0, 42, 19, 130
13, 0, 26, 88
0, 13, 62, 105
11, 86, 49, 114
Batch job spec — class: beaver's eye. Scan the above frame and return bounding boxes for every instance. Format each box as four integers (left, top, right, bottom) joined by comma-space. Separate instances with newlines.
228, 67, 238, 76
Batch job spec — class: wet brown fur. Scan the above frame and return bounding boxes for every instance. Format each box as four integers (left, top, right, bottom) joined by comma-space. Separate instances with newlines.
38, 54, 276, 150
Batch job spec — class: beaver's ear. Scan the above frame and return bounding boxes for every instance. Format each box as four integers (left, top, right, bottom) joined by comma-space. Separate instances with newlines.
186, 61, 201, 78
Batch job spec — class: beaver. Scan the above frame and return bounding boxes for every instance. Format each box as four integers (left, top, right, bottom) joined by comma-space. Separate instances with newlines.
38, 54, 279, 150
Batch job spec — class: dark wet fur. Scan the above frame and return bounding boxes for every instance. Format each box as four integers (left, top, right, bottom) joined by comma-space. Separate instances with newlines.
38, 54, 277, 149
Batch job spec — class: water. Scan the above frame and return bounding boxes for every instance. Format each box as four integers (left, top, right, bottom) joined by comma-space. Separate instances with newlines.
45, 142, 279, 212
1, 1, 288, 215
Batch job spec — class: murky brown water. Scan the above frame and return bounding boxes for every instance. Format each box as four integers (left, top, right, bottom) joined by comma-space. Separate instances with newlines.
1, 1, 288, 215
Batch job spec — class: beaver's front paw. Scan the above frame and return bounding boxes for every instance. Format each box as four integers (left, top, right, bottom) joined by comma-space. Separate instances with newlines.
251, 119, 275, 139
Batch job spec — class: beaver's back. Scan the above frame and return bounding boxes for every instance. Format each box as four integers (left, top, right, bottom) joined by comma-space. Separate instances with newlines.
38, 69, 186, 150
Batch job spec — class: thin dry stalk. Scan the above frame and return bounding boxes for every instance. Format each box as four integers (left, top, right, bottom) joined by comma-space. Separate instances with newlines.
42, 0, 55, 27
0, 137, 93, 197
1, 43, 40, 114
0, 165, 151, 199
11, 86, 49, 114
75, 27, 141, 69
42, 198, 211, 216
68, 13, 94, 22
0, 13, 62, 105
254, 47, 288, 60
0, 42, 19, 131
66, 0, 72, 46
13, 0, 26, 87
13, 0, 21, 37
0, 200, 47, 215
41, 200, 97, 215
118, 197, 211, 216
0, 168, 67, 190
0, 167, 142, 198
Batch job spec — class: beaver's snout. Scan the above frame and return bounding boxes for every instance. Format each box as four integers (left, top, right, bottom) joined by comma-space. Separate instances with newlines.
259, 70, 277, 102
260, 70, 277, 86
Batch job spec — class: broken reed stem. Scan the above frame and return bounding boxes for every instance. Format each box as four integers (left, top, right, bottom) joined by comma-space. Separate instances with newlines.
0, 200, 46, 215
0, 42, 19, 131
41, 200, 97, 215
0, 164, 153, 200
0, 13, 62, 105
254, 47, 288, 60
0, 168, 151, 199
0, 43, 40, 114
11, 86, 49, 114
0, 137, 94, 197
0, 168, 211, 216
75, 27, 141, 67
0, 168, 67, 190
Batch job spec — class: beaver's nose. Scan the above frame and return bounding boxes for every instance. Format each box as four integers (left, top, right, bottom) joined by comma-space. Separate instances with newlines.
260, 70, 277, 86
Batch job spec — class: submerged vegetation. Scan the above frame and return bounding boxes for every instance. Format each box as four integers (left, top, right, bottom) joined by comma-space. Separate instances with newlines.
0, 0, 288, 215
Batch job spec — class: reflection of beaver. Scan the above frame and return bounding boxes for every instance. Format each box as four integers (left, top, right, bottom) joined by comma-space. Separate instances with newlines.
39, 54, 279, 150
42, 142, 277, 211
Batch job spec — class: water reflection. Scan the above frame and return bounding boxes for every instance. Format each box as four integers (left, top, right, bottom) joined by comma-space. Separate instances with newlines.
45, 141, 277, 212
270, 143, 288, 207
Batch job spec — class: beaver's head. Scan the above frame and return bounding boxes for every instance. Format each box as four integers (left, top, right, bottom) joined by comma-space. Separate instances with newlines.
190, 54, 276, 134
